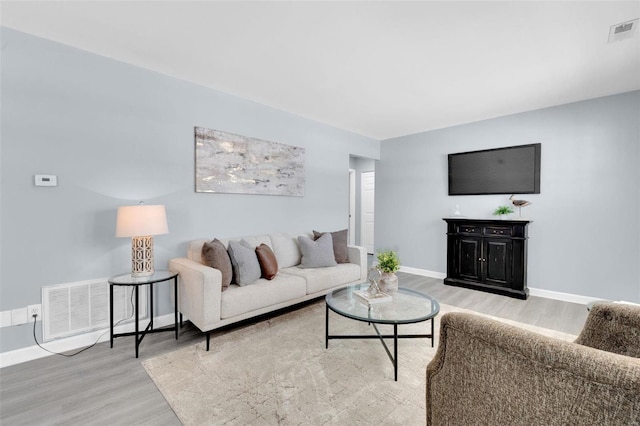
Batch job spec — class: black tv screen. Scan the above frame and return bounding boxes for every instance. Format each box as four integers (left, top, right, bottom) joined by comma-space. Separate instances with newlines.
448, 143, 541, 195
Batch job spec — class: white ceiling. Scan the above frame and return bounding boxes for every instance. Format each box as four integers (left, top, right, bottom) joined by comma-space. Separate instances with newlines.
2, 1, 639, 140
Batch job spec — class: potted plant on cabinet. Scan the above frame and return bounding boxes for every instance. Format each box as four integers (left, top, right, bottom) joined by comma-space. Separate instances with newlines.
493, 205, 514, 220
376, 250, 400, 293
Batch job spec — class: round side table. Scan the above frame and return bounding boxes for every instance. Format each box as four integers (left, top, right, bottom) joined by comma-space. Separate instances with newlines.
108, 270, 178, 358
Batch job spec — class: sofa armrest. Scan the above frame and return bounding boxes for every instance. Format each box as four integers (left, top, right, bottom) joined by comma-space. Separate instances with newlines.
169, 258, 222, 332
575, 302, 640, 358
347, 245, 367, 281
426, 312, 640, 425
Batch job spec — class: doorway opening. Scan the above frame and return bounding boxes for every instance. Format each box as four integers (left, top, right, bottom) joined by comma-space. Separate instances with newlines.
348, 156, 376, 255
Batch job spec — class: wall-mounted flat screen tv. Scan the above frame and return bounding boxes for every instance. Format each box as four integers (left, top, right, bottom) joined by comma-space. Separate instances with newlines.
448, 143, 541, 195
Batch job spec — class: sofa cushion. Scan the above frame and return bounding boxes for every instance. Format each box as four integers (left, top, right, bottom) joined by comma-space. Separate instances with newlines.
228, 239, 261, 286
220, 274, 307, 319
201, 238, 233, 291
298, 233, 337, 268
188, 239, 209, 263
313, 229, 349, 263
240, 235, 273, 250
270, 232, 303, 268
281, 263, 362, 294
256, 243, 278, 280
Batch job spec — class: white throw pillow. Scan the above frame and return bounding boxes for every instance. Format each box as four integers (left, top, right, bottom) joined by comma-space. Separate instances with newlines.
271, 232, 302, 268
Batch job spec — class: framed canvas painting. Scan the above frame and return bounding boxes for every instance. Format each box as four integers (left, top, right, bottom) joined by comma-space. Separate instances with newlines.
195, 127, 305, 196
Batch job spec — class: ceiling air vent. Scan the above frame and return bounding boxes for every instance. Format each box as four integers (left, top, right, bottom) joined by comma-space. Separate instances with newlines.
608, 18, 639, 43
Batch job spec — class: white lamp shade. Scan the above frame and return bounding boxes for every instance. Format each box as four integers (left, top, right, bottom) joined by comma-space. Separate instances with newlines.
116, 205, 169, 237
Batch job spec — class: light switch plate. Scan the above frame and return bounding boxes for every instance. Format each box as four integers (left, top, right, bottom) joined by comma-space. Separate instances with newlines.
35, 175, 58, 186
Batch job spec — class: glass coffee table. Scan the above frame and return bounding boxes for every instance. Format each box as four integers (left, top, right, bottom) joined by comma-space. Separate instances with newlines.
325, 283, 440, 381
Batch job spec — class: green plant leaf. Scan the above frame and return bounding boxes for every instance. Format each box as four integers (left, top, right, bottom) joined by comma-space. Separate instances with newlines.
493, 205, 514, 215
376, 250, 400, 273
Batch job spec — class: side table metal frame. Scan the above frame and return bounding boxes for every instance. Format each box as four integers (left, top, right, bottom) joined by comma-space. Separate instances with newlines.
109, 271, 179, 358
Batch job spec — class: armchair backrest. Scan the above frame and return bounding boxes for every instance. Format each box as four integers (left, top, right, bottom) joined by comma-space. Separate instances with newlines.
426, 311, 640, 425
575, 302, 640, 358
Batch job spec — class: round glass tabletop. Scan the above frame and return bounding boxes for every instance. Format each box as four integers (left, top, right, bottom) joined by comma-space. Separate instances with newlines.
108, 270, 178, 285
326, 283, 440, 325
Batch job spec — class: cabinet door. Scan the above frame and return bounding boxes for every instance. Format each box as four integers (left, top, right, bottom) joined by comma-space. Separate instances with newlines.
484, 239, 512, 287
456, 238, 482, 281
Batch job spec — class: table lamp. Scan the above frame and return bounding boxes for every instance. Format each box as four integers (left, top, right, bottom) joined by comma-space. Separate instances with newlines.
116, 204, 169, 277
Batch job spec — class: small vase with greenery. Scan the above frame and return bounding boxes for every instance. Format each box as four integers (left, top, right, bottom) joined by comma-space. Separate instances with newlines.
493, 205, 514, 219
376, 250, 400, 293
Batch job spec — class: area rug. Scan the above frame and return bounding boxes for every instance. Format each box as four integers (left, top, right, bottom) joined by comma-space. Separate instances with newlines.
142, 302, 576, 425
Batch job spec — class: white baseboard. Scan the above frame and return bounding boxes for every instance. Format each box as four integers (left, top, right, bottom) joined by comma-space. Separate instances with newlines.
0, 274, 611, 368
527, 288, 603, 305
0, 313, 175, 369
399, 266, 602, 306
399, 266, 446, 279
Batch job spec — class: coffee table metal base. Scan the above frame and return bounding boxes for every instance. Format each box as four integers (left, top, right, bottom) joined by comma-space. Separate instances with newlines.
325, 303, 435, 381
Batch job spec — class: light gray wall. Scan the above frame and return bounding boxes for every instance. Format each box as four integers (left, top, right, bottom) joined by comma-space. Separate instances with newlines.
0, 28, 379, 353
376, 91, 640, 303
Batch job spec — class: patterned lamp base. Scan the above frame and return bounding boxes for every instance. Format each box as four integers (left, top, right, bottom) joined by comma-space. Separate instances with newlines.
131, 235, 154, 277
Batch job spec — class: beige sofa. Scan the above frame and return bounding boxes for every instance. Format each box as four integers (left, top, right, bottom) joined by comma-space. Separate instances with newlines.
169, 232, 367, 349
426, 302, 640, 425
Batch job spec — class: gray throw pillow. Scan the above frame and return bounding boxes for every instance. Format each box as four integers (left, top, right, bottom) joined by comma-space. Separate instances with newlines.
227, 239, 261, 286
201, 238, 233, 291
298, 233, 337, 268
313, 229, 349, 263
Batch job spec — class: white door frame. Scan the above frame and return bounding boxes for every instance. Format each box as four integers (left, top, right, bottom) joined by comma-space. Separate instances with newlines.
348, 169, 356, 245
361, 171, 375, 254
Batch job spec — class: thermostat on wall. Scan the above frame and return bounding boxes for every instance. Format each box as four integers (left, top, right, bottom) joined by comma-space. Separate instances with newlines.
35, 174, 58, 187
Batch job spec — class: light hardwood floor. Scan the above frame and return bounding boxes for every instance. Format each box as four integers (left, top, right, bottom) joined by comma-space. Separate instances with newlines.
0, 273, 589, 425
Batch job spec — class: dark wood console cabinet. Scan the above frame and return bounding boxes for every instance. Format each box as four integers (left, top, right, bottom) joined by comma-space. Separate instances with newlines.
443, 218, 531, 300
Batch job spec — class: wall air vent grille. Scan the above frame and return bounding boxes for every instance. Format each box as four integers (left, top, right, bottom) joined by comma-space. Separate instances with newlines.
608, 19, 638, 43
42, 278, 146, 341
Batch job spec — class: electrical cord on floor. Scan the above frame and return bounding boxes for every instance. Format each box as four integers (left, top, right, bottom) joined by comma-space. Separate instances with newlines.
32, 288, 136, 357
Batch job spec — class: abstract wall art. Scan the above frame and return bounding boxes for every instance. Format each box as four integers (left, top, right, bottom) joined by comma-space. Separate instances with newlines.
195, 127, 305, 196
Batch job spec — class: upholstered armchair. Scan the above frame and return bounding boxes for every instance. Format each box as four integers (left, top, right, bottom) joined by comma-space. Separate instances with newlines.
426, 303, 640, 425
